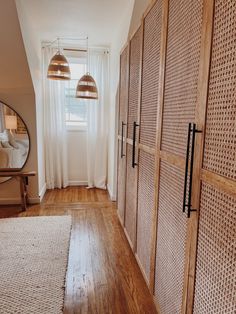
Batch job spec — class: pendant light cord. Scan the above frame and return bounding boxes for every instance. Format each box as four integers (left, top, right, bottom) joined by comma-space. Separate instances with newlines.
87, 36, 89, 74
57, 38, 60, 53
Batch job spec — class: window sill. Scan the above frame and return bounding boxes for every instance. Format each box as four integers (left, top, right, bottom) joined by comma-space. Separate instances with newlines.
66, 125, 87, 132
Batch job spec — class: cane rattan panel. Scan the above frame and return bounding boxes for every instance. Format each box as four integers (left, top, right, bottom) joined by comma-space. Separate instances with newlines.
193, 182, 236, 313
139, 0, 162, 148
203, 0, 236, 180
154, 160, 187, 313
125, 144, 138, 247
117, 140, 126, 224
136, 150, 155, 282
127, 26, 142, 140
161, 0, 203, 157
119, 46, 129, 136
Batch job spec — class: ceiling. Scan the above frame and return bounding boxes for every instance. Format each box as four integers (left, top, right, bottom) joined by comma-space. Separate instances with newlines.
15, 0, 134, 48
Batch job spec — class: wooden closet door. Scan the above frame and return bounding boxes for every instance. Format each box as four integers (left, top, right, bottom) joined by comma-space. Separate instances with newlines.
124, 25, 143, 249
153, 0, 204, 313
117, 45, 129, 224
193, 1, 236, 312
136, 0, 162, 285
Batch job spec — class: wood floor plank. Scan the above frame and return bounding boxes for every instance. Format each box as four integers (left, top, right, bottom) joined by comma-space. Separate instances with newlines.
0, 187, 157, 314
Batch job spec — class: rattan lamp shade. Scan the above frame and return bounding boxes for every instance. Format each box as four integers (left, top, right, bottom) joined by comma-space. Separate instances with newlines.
47, 52, 71, 80
76, 73, 98, 99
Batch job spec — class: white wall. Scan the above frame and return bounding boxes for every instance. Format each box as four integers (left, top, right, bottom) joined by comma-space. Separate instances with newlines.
67, 130, 88, 185
106, 0, 135, 201
16, 0, 46, 200
0, 0, 39, 203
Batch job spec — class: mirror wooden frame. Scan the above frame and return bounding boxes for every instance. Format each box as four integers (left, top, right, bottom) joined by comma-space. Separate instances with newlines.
0, 100, 31, 183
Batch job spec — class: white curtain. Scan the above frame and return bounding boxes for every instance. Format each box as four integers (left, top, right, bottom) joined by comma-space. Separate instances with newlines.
42, 47, 68, 189
87, 50, 109, 189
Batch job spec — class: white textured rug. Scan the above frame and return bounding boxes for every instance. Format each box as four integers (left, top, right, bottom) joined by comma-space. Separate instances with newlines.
0, 216, 72, 314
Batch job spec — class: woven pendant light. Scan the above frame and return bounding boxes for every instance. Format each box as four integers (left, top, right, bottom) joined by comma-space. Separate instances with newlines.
76, 37, 98, 100
47, 39, 71, 80
76, 72, 98, 99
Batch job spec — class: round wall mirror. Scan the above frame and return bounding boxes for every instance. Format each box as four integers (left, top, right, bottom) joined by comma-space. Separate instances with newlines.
0, 101, 30, 183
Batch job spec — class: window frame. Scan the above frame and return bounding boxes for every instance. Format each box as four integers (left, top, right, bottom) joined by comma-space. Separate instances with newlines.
64, 54, 88, 131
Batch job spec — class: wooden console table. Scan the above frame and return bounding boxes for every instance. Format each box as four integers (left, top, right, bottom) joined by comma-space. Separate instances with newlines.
0, 171, 36, 211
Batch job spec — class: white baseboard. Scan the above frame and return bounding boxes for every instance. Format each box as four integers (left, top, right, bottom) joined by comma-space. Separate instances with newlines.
29, 197, 40, 204
107, 184, 116, 202
0, 181, 114, 205
68, 181, 88, 186
0, 182, 47, 206
0, 197, 40, 205
39, 183, 47, 202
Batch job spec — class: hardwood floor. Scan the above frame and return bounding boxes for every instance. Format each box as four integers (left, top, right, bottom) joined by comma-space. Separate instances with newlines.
0, 187, 157, 314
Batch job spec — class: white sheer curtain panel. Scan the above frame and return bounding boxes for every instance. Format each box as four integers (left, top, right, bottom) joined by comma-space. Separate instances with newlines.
87, 50, 109, 189
42, 47, 68, 189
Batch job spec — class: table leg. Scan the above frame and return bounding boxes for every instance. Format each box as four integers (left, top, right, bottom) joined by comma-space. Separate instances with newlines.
19, 177, 28, 211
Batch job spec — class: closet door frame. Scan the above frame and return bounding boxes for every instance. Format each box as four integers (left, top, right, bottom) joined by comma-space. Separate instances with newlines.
182, 0, 215, 312
119, 2, 168, 295
150, 0, 206, 311
149, 0, 169, 297
118, 0, 235, 313
148, 0, 215, 312
117, 42, 130, 226
183, 0, 236, 312
136, 0, 164, 293
125, 22, 144, 252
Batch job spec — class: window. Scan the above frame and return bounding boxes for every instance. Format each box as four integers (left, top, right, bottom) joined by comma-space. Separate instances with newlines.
65, 58, 87, 128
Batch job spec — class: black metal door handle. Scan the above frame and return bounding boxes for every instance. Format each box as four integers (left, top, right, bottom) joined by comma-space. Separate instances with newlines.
183, 123, 191, 213
121, 121, 126, 158
183, 123, 202, 218
132, 122, 139, 168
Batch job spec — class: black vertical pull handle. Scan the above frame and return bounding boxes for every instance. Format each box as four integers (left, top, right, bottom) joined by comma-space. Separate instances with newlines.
132, 121, 139, 168
183, 123, 202, 218
183, 123, 191, 213
121, 121, 126, 158
187, 124, 196, 218
187, 123, 202, 218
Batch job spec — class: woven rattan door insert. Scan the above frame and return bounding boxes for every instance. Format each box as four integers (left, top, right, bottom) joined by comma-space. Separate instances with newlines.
124, 26, 143, 249
136, 0, 162, 285
193, 1, 236, 312
117, 1, 235, 313
117, 45, 129, 225
154, 0, 204, 313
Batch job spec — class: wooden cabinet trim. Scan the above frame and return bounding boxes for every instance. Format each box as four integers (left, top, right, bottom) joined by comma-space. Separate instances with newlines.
201, 169, 236, 197
181, 1, 215, 313
160, 150, 185, 170
149, 0, 169, 293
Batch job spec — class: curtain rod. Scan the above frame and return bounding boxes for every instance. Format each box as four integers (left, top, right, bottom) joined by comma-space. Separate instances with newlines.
63, 48, 87, 52
42, 37, 88, 48
42, 43, 109, 53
